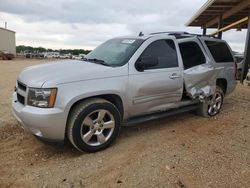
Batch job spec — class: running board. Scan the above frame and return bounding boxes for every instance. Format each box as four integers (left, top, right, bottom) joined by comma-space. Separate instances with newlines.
123, 104, 198, 126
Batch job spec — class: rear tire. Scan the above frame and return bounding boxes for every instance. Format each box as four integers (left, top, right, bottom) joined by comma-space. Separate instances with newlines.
197, 86, 224, 117
67, 98, 121, 152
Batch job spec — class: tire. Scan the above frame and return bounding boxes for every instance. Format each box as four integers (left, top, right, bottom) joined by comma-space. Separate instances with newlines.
196, 86, 224, 117
67, 98, 121, 152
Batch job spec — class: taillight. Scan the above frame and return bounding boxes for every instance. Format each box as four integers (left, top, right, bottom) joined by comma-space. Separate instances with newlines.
234, 62, 238, 80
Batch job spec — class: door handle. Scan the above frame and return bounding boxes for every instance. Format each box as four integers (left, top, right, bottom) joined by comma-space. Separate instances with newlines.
169, 73, 181, 79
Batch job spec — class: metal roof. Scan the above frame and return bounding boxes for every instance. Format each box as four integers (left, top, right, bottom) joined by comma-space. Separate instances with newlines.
0, 27, 15, 33
186, 0, 250, 29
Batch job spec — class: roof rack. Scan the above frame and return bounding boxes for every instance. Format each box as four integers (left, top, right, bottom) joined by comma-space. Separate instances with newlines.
150, 31, 189, 35
149, 31, 217, 39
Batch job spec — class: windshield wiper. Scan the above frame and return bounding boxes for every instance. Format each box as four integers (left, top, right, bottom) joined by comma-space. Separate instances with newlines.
83, 58, 110, 66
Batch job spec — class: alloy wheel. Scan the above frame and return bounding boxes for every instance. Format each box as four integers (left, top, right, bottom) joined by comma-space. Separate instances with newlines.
80, 109, 115, 146
207, 91, 223, 116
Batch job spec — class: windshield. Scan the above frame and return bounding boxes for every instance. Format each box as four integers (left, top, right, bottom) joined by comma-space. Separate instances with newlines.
85, 38, 144, 67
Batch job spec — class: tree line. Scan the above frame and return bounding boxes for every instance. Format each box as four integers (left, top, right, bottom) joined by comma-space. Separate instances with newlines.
16, 45, 91, 55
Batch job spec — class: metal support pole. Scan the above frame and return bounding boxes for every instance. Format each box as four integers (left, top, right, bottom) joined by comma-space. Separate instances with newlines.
203, 27, 207, 35
241, 11, 250, 83
218, 15, 223, 39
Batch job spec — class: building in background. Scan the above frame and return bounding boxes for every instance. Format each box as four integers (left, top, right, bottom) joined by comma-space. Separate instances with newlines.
0, 27, 16, 55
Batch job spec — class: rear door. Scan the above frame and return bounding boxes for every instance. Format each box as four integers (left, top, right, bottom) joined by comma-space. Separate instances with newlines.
178, 38, 220, 98
199, 38, 236, 93
127, 36, 184, 117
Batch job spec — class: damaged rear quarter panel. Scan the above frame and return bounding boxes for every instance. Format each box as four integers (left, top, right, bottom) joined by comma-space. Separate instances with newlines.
184, 64, 223, 99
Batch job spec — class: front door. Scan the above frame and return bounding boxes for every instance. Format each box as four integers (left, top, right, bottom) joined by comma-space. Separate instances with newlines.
128, 38, 183, 116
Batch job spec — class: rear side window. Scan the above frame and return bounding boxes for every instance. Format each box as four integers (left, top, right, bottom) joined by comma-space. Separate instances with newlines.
179, 41, 206, 70
139, 39, 178, 69
205, 41, 234, 63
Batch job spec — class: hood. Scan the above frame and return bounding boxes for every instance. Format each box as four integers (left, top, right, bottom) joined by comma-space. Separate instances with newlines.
18, 60, 128, 87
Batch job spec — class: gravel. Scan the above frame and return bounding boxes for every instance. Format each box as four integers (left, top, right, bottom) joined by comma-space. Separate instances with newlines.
0, 59, 250, 187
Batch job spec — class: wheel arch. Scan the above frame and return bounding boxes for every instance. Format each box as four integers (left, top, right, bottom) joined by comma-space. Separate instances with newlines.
216, 78, 227, 94
65, 94, 124, 136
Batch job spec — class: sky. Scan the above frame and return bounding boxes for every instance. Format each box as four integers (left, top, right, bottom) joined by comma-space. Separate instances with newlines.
0, 0, 247, 52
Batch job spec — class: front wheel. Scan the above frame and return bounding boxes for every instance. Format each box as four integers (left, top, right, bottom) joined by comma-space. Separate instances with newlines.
197, 86, 224, 117
67, 98, 121, 152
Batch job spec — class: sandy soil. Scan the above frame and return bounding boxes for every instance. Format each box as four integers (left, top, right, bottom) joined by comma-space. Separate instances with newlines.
0, 58, 250, 188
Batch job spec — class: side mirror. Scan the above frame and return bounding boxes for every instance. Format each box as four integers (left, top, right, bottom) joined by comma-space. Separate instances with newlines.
135, 57, 158, 71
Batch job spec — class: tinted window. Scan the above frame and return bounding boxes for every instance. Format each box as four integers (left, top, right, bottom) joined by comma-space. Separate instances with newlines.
179, 42, 206, 70
205, 41, 234, 63
139, 40, 178, 69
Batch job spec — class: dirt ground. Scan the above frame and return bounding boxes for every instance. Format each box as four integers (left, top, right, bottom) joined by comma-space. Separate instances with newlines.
0, 58, 250, 188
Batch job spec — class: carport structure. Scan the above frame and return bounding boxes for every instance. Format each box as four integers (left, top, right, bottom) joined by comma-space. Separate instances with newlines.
186, 0, 250, 82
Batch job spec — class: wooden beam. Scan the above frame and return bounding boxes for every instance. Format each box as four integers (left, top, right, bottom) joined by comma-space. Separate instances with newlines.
205, 0, 250, 27
210, 5, 234, 8
237, 21, 247, 30
209, 17, 248, 36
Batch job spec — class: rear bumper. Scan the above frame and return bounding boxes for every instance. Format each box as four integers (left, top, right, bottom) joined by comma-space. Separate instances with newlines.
12, 92, 66, 141
246, 73, 250, 86
226, 80, 237, 95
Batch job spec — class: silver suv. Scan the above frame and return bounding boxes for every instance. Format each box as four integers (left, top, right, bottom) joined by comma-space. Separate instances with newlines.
12, 32, 237, 152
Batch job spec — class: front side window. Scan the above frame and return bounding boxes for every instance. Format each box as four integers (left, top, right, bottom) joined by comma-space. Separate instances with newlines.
179, 41, 206, 70
138, 39, 178, 69
205, 41, 234, 63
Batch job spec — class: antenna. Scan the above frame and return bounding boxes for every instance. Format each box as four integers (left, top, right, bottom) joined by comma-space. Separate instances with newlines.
5, 22, 7, 29
138, 31, 144, 37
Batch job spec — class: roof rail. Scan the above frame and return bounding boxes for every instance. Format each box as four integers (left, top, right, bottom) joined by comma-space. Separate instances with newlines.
149, 31, 217, 39
150, 31, 189, 35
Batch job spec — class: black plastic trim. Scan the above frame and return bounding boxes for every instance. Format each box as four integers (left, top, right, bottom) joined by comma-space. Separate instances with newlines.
123, 104, 198, 126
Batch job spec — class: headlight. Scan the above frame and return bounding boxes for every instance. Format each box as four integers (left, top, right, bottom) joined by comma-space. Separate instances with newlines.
27, 88, 57, 108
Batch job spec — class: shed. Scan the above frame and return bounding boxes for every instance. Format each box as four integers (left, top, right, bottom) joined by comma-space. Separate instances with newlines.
0, 27, 16, 55
186, 0, 250, 82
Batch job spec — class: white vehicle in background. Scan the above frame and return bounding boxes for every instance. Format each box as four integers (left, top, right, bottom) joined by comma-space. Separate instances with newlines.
52, 52, 60, 58
60, 54, 72, 59
44, 52, 60, 58
234, 53, 244, 80
43, 52, 52, 58
79, 54, 86, 58
72, 55, 83, 60
72, 54, 86, 60
246, 69, 250, 86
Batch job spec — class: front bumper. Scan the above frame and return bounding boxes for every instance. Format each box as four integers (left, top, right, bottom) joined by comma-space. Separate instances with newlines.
12, 92, 66, 141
